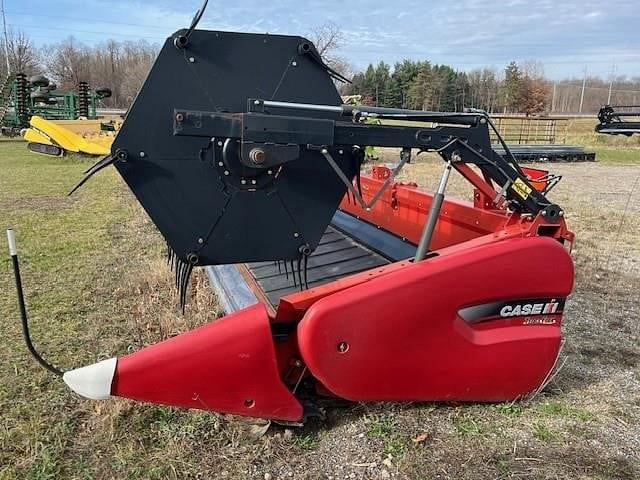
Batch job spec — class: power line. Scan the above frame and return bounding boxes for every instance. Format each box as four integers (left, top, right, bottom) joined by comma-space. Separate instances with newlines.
8, 23, 165, 41
608, 64, 616, 104
6, 11, 176, 31
579, 66, 587, 113
555, 84, 640, 93
1, 0, 9, 73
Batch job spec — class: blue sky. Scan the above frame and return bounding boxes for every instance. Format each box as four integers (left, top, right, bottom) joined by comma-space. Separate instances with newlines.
5, 0, 640, 79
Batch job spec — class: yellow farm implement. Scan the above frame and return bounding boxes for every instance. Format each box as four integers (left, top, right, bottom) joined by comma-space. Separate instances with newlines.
22, 116, 118, 157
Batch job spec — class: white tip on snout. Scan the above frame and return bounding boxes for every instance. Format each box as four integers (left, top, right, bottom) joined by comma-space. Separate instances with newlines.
63, 357, 117, 400
7, 229, 17, 256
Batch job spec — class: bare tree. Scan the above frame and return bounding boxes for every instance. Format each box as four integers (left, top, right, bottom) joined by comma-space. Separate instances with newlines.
0, 29, 40, 77
309, 22, 343, 59
44, 37, 92, 90
89, 40, 123, 105
519, 77, 550, 115
518, 60, 550, 115
307, 22, 353, 81
118, 40, 157, 107
36, 37, 158, 107
520, 60, 546, 79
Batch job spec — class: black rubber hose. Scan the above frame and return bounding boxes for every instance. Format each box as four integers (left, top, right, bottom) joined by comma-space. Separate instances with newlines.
8, 230, 64, 377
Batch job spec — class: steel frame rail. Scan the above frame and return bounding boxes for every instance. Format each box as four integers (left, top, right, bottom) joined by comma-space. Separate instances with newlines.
173, 99, 564, 223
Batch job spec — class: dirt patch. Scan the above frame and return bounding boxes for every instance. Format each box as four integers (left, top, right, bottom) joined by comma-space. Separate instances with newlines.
0, 195, 76, 211
579, 343, 640, 369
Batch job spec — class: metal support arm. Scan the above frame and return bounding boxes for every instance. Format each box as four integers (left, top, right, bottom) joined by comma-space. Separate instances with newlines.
173, 101, 562, 220
414, 160, 453, 261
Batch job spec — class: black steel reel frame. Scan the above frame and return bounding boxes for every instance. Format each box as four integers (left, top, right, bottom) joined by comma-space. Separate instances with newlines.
172, 99, 564, 222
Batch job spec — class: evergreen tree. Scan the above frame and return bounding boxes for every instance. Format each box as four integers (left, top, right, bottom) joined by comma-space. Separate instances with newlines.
502, 61, 522, 113
407, 62, 433, 109
432, 65, 458, 111
387, 60, 423, 108
347, 62, 392, 105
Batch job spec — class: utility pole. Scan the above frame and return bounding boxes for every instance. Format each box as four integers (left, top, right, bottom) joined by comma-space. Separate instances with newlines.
551, 82, 557, 113
0, 0, 10, 75
578, 66, 587, 114
607, 64, 616, 105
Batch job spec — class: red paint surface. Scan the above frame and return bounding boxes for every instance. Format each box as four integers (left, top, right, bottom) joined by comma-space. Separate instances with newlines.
341, 173, 507, 249
112, 304, 303, 421
297, 236, 574, 401
277, 166, 573, 323
521, 166, 550, 192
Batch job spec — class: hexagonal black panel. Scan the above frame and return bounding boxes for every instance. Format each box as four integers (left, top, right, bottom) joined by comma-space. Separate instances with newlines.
112, 29, 356, 265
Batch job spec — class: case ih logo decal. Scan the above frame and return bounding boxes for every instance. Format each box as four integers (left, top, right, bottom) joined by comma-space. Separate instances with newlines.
499, 299, 561, 317
458, 298, 566, 325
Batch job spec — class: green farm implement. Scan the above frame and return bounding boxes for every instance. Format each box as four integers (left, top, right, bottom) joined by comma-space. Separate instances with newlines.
0, 73, 111, 136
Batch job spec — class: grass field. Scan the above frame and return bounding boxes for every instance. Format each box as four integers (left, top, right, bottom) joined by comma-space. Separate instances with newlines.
1, 134, 639, 479
565, 118, 640, 164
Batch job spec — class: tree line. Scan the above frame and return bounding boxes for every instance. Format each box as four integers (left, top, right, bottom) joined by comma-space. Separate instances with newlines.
1, 30, 156, 108
2, 27, 639, 114
342, 59, 638, 115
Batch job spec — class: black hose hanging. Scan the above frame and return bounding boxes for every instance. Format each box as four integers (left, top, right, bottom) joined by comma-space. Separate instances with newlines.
7, 229, 64, 377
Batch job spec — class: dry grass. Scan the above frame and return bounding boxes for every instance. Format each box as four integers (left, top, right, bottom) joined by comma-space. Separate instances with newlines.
0, 136, 639, 479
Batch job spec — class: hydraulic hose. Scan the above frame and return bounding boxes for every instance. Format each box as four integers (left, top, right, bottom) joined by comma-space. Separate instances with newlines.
7, 229, 64, 376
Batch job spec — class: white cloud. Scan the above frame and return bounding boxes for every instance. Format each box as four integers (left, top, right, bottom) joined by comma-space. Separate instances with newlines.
16, 0, 640, 78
